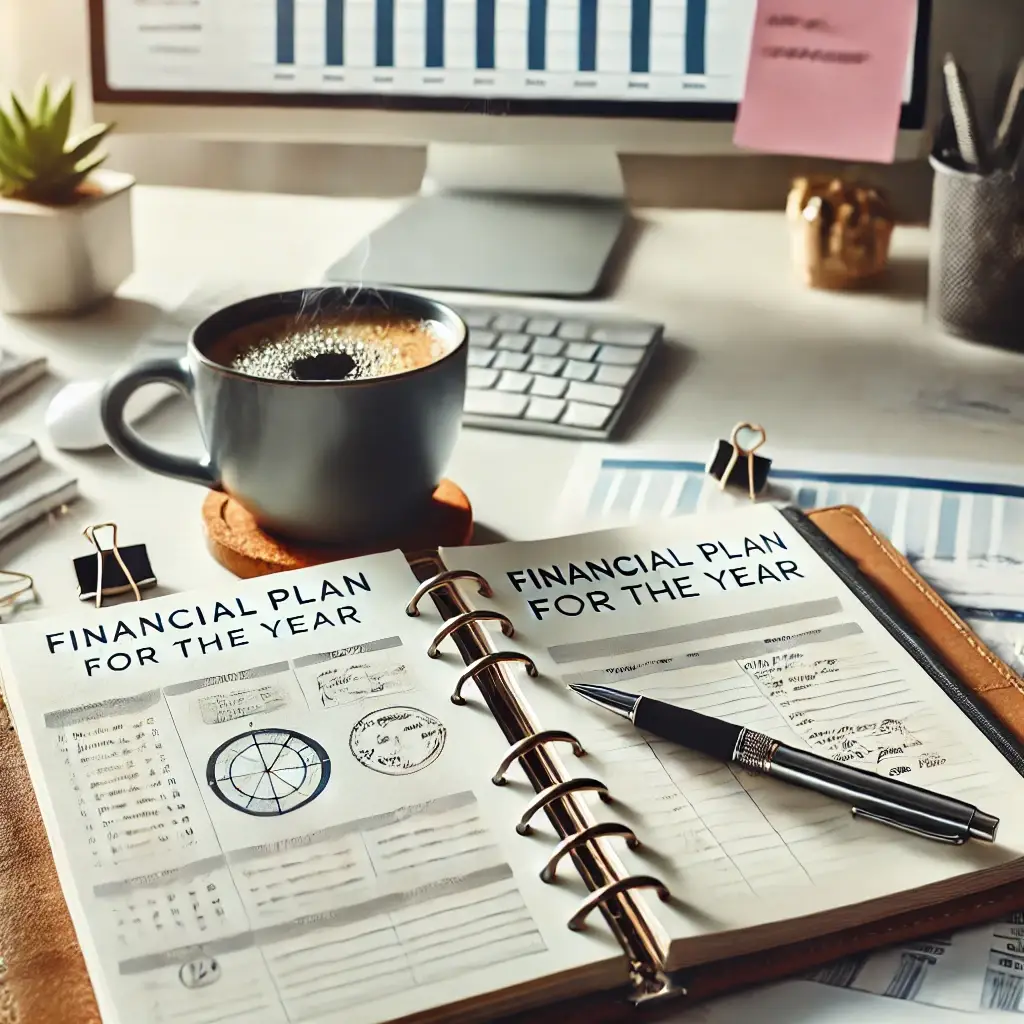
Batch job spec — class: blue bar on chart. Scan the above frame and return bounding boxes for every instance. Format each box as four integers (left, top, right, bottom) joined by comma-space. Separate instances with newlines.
476, 0, 496, 68
325, 0, 344, 65
578, 0, 597, 72
528, 0, 547, 71
276, 0, 295, 64
630, 0, 650, 73
425, 0, 445, 67
376, 0, 394, 66
685, 0, 707, 74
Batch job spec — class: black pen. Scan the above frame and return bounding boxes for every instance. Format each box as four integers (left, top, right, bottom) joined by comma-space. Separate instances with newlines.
568, 683, 999, 845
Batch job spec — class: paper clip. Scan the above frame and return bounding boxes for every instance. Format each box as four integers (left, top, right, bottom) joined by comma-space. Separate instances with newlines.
708, 422, 771, 502
76, 523, 156, 608
0, 569, 37, 615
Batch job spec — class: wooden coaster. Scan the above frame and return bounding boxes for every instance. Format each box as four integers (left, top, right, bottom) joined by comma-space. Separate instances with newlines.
202, 480, 473, 578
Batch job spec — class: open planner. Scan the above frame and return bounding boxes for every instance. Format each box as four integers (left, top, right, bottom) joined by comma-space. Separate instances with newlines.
3, 503, 1024, 1024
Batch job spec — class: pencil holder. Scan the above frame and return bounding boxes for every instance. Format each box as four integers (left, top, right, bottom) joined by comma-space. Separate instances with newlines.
928, 156, 1024, 349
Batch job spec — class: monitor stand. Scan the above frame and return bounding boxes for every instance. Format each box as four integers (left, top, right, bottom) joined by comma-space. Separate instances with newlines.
323, 144, 628, 298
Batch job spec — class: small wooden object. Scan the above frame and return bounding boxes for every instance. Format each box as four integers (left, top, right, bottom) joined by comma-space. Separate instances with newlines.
787, 176, 894, 290
202, 480, 474, 578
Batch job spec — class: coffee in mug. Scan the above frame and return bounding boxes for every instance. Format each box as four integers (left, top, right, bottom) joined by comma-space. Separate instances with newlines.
101, 287, 468, 545
213, 310, 453, 383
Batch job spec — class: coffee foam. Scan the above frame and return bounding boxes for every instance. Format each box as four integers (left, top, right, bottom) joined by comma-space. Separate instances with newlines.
212, 311, 455, 382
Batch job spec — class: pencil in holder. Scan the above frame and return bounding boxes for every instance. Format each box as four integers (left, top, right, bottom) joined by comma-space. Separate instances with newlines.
928, 155, 1024, 349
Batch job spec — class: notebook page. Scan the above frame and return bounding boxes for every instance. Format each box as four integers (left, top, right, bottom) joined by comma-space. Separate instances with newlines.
442, 506, 1024, 960
0, 551, 621, 1024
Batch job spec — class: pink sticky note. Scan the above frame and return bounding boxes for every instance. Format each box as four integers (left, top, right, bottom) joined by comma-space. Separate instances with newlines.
734, 0, 918, 163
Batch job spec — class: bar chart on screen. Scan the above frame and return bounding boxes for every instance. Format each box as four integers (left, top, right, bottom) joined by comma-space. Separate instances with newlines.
101, 0, 758, 98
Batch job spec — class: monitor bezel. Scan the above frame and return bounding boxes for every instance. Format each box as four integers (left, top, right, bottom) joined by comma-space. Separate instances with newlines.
88, 0, 932, 130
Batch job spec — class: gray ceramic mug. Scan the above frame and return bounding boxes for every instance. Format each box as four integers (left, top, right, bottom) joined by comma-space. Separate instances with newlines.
101, 287, 468, 544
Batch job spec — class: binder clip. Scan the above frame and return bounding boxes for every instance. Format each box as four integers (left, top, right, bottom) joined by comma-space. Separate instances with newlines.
75, 523, 156, 608
707, 422, 771, 502
0, 569, 37, 617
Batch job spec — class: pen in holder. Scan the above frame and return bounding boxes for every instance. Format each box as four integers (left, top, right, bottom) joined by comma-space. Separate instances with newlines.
928, 154, 1024, 349
928, 54, 1024, 350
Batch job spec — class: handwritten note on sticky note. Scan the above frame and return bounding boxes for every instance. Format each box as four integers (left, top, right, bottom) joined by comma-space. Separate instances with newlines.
734, 0, 918, 163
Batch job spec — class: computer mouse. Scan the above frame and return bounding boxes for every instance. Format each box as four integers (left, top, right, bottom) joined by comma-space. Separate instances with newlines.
45, 378, 173, 452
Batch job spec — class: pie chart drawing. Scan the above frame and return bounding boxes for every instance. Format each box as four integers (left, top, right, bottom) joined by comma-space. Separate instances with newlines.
206, 729, 331, 816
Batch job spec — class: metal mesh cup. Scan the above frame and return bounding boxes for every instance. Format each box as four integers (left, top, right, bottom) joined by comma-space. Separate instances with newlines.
928, 156, 1024, 349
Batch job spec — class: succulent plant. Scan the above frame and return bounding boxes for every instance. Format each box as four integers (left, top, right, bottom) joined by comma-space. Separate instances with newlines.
0, 79, 113, 205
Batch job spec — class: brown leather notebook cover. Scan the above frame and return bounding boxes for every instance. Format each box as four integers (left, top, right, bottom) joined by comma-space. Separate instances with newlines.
3, 504, 1024, 1022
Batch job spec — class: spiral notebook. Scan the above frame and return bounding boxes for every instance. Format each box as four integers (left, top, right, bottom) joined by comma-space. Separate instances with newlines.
2, 503, 1024, 1024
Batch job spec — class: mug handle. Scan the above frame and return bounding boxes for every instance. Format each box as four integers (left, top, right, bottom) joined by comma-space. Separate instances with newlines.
101, 356, 220, 488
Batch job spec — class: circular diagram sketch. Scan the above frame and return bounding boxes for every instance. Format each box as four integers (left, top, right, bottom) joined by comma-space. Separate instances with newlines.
349, 706, 446, 776
206, 729, 330, 816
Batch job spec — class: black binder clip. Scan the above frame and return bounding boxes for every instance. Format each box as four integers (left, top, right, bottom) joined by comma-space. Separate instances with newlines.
75, 523, 156, 608
707, 422, 771, 501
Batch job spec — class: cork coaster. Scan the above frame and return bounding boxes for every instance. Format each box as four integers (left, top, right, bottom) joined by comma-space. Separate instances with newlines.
202, 481, 473, 578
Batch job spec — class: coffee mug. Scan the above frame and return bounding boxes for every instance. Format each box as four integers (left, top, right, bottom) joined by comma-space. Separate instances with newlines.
101, 287, 468, 544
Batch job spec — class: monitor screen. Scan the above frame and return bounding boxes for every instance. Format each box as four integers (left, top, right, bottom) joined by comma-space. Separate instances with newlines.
90, 0, 930, 126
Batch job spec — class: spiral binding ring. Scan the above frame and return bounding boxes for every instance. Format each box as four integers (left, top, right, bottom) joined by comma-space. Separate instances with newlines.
516, 778, 611, 836
567, 876, 671, 932
492, 730, 585, 786
452, 652, 538, 705
540, 823, 641, 883
427, 611, 515, 658
406, 570, 493, 616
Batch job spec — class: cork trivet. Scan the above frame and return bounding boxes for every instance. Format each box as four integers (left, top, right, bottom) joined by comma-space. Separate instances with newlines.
202, 481, 473, 578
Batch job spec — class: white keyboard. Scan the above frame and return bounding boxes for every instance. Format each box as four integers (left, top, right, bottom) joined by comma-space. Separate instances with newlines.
454, 303, 663, 439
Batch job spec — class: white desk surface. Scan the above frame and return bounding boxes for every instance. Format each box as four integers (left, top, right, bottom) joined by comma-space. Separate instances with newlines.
0, 184, 1023, 620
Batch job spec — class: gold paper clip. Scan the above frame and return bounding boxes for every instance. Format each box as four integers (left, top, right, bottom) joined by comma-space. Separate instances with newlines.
76, 523, 156, 609
0, 569, 37, 615
715, 422, 770, 502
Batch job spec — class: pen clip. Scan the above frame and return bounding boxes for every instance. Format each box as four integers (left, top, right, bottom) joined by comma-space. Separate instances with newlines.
851, 808, 965, 845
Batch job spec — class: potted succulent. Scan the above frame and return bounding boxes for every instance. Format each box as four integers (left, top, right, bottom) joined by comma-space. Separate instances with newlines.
0, 78, 134, 315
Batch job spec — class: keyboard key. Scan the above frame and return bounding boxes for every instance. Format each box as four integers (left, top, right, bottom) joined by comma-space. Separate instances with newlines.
492, 313, 527, 332
463, 309, 494, 328
467, 367, 499, 390
496, 370, 532, 393
467, 349, 496, 368
591, 324, 659, 347
566, 381, 622, 406
557, 321, 591, 340
562, 401, 612, 430
596, 344, 644, 366
465, 389, 528, 418
526, 397, 567, 422
527, 355, 566, 377
532, 337, 565, 357
595, 364, 635, 387
563, 360, 597, 382
526, 317, 559, 336
530, 375, 569, 398
470, 329, 497, 349
497, 332, 532, 352
566, 341, 599, 361
493, 351, 530, 371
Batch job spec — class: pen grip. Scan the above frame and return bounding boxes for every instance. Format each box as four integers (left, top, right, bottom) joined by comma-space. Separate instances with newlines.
633, 697, 741, 762
769, 744, 977, 835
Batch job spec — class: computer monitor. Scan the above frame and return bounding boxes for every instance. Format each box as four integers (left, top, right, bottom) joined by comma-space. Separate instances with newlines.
89, 0, 932, 296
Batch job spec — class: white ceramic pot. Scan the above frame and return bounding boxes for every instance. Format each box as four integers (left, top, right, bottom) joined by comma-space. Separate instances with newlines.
0, 167, 135, 316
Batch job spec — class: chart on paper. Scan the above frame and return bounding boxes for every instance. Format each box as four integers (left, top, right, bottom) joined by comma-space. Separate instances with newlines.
566, 451, 1024, 675
101, 0, 916, 101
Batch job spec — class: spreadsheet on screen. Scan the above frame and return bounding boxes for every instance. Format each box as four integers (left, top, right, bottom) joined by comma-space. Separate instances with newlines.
99, 0, 918, 105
